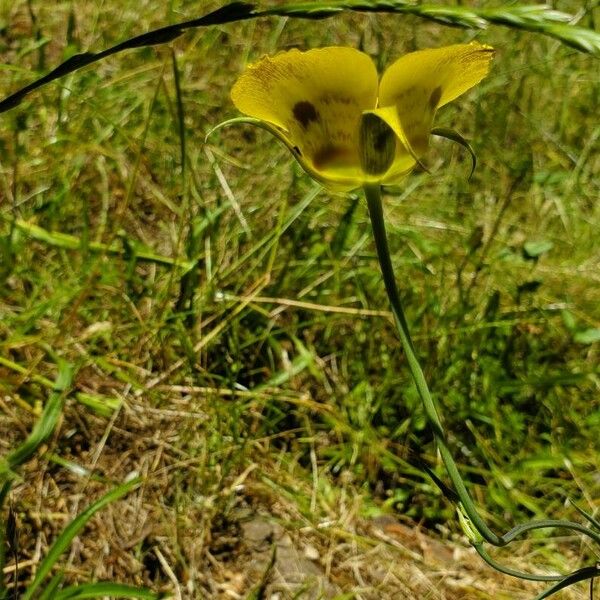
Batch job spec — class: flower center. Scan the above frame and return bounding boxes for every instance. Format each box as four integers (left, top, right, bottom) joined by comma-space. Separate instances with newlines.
359, 113, 396, 176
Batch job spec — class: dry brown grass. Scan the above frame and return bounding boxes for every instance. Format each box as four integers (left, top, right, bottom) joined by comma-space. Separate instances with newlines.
2, 384, 590, 599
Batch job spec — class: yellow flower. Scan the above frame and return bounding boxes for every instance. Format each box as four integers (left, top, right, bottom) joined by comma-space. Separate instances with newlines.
230, 43, 493, 191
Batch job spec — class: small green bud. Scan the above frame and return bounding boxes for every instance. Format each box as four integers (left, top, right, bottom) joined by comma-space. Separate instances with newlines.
457, 504, 484, 544
359, 113, 396, 176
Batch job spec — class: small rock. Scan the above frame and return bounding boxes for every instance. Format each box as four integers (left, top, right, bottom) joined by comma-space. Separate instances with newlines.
303, 544, 320, 561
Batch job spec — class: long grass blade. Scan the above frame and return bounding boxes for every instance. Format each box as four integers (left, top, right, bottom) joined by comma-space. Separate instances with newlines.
38, 573, 65, 600
20, 478, 141, 600
5, 218, 195, 273
431, 127, 477, 180
0, 2, 598, 116
569, 500, 600, 532
2, 360, 73, 476
54, 582, 161, 599
532, 567, 600, 600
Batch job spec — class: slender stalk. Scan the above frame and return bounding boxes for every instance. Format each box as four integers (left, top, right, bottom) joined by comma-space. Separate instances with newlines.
364, 183, 503, 546
363, 182, 600, 561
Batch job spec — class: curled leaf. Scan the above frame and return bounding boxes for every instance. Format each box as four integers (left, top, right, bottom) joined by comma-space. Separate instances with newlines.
206, 117, 334, 187
431, 127, 477, 179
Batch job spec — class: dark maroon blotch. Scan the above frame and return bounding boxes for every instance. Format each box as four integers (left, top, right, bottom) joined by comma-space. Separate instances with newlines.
293, 101, 319, 129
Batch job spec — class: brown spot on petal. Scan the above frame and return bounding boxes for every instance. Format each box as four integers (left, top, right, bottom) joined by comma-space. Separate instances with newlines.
293, 101, 319, 130
429, 86, 442, 109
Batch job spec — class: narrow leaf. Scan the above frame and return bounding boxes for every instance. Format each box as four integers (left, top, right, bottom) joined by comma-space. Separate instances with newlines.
3, 361, 73, 474
21, 479, 141, 600
8, 218, 195, 272
55, 582, 161, 599
431, 127, 477, 179
1, 2, 599, 116
38, 573, 65, 600
569, 500, 600, 531
532, 566, 600, 600
206, 117, 333, 187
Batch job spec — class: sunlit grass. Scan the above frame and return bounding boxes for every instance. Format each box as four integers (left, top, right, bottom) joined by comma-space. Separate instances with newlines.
0, 1, 598, 598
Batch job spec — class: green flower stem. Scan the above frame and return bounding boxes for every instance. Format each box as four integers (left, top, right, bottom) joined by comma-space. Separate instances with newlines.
364, 182, 600, 561
364, 183, 503, 546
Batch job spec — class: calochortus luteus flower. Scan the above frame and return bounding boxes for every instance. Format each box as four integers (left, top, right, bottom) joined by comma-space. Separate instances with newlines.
228, 43, 600, 598
230, 44, 494, 191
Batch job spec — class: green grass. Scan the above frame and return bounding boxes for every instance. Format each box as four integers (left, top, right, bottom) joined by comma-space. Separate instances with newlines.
1, 0, 599, 598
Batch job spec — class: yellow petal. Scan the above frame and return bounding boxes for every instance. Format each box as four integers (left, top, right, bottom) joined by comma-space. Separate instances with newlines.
359, 106, 418, 188
377, 42, 494, 157
231, 47, 378, 189
380, 42, 494, 108
381, 149, 417, 186
368, 106, 418, 165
